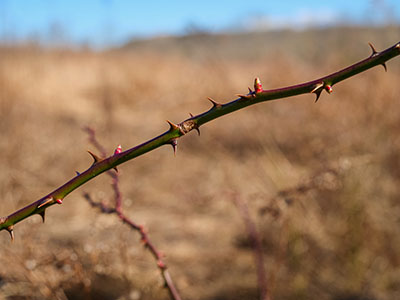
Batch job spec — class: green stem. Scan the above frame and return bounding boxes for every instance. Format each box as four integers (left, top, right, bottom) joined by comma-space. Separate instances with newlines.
1, 41, 399, 238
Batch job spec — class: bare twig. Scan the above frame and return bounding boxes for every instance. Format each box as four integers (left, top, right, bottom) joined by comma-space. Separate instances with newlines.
83, 128, 182, 300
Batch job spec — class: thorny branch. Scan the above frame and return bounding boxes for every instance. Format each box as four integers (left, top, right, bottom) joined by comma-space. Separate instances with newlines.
1, 41, 399, 239
83, 127, 182, 300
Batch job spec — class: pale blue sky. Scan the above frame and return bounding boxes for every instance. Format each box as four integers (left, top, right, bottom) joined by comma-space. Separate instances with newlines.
0, 0, 399, 48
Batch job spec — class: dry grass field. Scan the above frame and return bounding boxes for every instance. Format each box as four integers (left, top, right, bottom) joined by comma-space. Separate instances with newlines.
0, 27, 400, 300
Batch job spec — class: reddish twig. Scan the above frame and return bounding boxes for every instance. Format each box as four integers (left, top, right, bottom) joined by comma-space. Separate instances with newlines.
233, 194, 270, 300
83, 127, 182, 300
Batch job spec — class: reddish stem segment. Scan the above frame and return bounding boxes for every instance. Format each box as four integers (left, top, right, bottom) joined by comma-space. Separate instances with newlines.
84, 191, 182, 300
83, 128, 182, 300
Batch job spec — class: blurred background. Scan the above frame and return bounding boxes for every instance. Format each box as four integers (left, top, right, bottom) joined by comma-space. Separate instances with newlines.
0, 1, 400, 299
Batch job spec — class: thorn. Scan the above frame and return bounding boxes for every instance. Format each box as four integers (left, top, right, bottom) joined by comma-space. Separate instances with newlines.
254, 77, 263, 93
381, 63, 387, 72
207, 97, 222, 108
311, 82, 324, 94
311, 82, 324, 102
166, 120, 184, 135
157, 260, 167, 269
75, 171, 80, 176
194, 127, 200, 136
88, 150, 102, 164
170, 139, 178, 156
167, 120, 179, 131
7, 226, 14, 241
39, 210, 45, 223
248, 87, 253, 93
56, 199, 63, 205
314, 90, 322, 103
113, 166, 119, 172
368, 42, 378, 56
37, 197, 54, 209
237, 94, 250, 100
324, 85, 333, 94
189, 113, 194, 118
114, 145, 122, 155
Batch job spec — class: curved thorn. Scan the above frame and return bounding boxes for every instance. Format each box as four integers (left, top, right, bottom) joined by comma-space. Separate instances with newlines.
368, 42, 378, 56
166, 120, 184, 135
381, 63, 387, 72
7, 226, 14, 241
195, 127, 201, 136
88, 150, 102, 164
37, 197, 54, 209
75, 171, 80, 176
166, 120, 179, 131
311, 82, 324, 94
39, 210, 45, 223
207, 97, 222, 108
314, 90, 322, 103
56, 199, 63, 205
248, 87, 253, 93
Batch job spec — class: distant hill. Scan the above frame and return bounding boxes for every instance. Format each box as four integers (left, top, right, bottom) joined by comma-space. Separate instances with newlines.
118, 26, 400, 62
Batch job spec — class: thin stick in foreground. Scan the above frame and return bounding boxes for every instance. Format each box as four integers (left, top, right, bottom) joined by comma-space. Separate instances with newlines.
83, 128, 182, 300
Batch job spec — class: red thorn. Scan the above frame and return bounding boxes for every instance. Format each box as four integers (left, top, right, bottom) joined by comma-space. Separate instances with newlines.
207, 97, 222, 108
254, 77, 263, 93
7, 226, 14, 241
37, 197, 54, 209
114, 145, 122, 155
140, 237, 147, 245
56, 199, 63, 205
39, 210, 45, 223
324, 85, 333, 94
368, 42, 378, 56
157, 260, 167, 269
